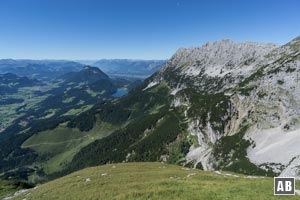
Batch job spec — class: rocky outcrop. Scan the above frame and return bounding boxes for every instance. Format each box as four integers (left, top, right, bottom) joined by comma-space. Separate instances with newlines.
144, 37, 300, 177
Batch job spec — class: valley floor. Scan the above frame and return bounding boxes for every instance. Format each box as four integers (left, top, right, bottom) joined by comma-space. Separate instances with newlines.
5, 162, 300, 200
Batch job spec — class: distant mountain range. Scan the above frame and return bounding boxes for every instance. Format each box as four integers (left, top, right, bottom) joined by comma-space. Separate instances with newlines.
0, 59, 166, 81
78, 59, 166, 78
0, 59, 83, 81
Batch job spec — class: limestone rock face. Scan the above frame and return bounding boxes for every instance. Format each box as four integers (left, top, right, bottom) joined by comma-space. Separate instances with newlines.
144, 37, 300, 177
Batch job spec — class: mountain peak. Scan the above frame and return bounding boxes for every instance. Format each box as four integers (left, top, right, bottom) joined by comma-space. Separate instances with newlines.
205, 39, 234, 46
173, 39, 277, 60
82, 65, 102, 74
60, 65, 109, 84
168, 39, 278, 77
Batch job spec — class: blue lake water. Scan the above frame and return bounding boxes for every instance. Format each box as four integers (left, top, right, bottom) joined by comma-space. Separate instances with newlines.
112, 88, 128, 97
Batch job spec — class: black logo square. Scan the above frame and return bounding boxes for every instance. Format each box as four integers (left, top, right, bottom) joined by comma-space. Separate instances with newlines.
274, 177, 295, 195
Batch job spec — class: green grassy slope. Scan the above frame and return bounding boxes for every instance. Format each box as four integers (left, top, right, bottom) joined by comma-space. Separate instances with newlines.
0, 180, 31, 199
21, 120, 118, 182
12, 162, 299, 200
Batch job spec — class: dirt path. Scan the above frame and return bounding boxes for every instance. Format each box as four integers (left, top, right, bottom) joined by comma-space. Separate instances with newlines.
22, 135, 89, 148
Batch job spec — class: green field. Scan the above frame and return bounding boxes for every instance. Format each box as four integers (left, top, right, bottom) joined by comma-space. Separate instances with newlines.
22, 119, 118, 180
0, 86, 50, 128
11, 162, 300, 200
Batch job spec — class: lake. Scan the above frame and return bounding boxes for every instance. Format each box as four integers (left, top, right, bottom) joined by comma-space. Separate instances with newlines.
112, 88, 128, 97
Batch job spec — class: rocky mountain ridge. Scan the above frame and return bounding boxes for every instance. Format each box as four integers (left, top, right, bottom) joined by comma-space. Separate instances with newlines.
151, 39, 278, 93
143, 37, 300, 177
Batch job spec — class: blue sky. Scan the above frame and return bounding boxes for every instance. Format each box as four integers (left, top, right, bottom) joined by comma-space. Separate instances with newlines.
0, 0, 299, 60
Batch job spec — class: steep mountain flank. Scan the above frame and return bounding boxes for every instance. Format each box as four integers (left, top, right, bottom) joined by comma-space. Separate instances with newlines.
142, 39, 279, 173
233, 37, 300, 176
66, 37, 300, 178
